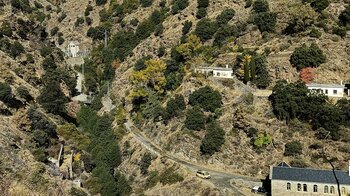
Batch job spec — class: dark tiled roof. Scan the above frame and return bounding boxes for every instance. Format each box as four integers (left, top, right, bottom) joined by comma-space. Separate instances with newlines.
271, 166, 350, 185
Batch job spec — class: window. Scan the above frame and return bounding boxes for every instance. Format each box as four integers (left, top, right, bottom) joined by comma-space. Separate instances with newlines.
297, 183, 301, 191
324, 186, 328, 193
333, 90, 337, 94
287, 182, 291, 190
330, 186, 335, 194
217, 72, 220, 76
303, 184, 307, 192
313, 185, 317, 192
325, 89, 328, 94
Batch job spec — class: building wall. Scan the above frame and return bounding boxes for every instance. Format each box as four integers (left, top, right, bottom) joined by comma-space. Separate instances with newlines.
271, 179, 350, 196
213, 70, 234, 79
307, 87, 344, 97
68, 43, 80, 58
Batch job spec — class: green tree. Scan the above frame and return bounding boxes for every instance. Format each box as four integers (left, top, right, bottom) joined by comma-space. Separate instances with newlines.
189, 86, 222, 112
310, 0, 329, 12
290, 43, 326, 70
182, 20, 192, 35
253, 0, 269, 13
10, 41, 24, 58
140, 0, 153, 7
216, 8, 235, 26
194, 19, 218, 41
164, 94, 186, 119
253, 12, 277, 32
38, 80, 68, 115
184, 106, 206, 131
96, 0, 107, 6
197, 0, 209, 8
337, 99, 350, 125
339, 5, 350, 26
0, 82, 12, 103
284, 140, 303, 156
200, 121, 225, 155
171, 0, 189, 14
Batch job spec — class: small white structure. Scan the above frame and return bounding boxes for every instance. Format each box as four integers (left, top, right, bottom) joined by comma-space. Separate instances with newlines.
73, 179, 81, 187
67, 41, 80, 57
306, 83, 345, 98
195, 65, 234, 79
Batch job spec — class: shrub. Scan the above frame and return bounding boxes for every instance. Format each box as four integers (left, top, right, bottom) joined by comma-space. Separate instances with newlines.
216, 9, 235, 26
85, 5, 93, 16
245, 0, 253, 8
197, 0, 209, 8
200, 121, 225, 155
86, 17, 92, 25
50, 27, 59, 36
39, 46, 52, 57
284, 140, 303, 156
194, 19, 218, 41
96, 0, 107, 6
159, 168, 184, 185
184, 106, 206, 131
253, 133, 271, 148
253, 0, 269, 13
75, 17, 85, 27
171, 0, 189, 14
140, 0, 153, 7
133, 56, 152, 71
189, 86, 222, 112
182, 20, 192, 35
140, 153, 153, 175
253, 12, 277, 32
17, 86, 32, 101
10, 41, 24, 58
196, 7, 207, 19
289, 43, 326, 70
0, 22, 13, 37
58, 13, 67, 22
332, 26, 346, 38
87, 26, 106, 40
58, 36, 65, 45
0, 82, 12, 103
157, 46, 166, 57
310, 0, 329, 12
339, 5, 350, 26
309, 28, 321, 38
290, 158, 308, 168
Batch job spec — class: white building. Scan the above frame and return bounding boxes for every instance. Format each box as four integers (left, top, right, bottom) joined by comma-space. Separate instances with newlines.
195, 65, 234, 79
306, 83, 345, 98
67, 41, 80, 57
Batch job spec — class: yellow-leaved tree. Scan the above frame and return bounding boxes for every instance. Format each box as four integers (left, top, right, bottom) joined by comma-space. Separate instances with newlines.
130, 59, 167, 99
176, 34, 203, 59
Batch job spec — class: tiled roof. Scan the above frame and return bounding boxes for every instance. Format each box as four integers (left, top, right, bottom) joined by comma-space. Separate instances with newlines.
306, 83, 344, 88
271, 166, 350, 185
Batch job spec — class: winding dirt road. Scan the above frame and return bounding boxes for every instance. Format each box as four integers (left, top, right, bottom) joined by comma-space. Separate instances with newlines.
124, 121, 262, 196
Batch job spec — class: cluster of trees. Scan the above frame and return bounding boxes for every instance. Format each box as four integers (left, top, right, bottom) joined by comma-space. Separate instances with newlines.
37, 47, 76, 116
269, 80, 349, 140
339, 4, 350, 26
27, 108, 58, 162
11, 0, 32, 13
196, 0, 209, 19
290, 43, 326, 70
252, 0, 277, 32
235, 50, 271, 89
77, 106, 131, 196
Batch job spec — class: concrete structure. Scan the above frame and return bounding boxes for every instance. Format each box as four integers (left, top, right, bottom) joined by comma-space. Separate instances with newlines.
306, 83, 345, 98
195, 65, 234, 79
270, 162, 350, 196
67, 41, 80, 57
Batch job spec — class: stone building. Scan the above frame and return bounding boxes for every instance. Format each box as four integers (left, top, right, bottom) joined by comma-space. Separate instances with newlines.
270, 162, 350, 195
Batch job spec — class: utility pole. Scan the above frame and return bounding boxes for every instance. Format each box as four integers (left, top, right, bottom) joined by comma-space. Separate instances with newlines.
104, 30, 108, 48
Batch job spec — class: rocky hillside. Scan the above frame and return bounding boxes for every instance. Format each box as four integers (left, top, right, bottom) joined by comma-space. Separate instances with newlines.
1, 0, 350, 195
